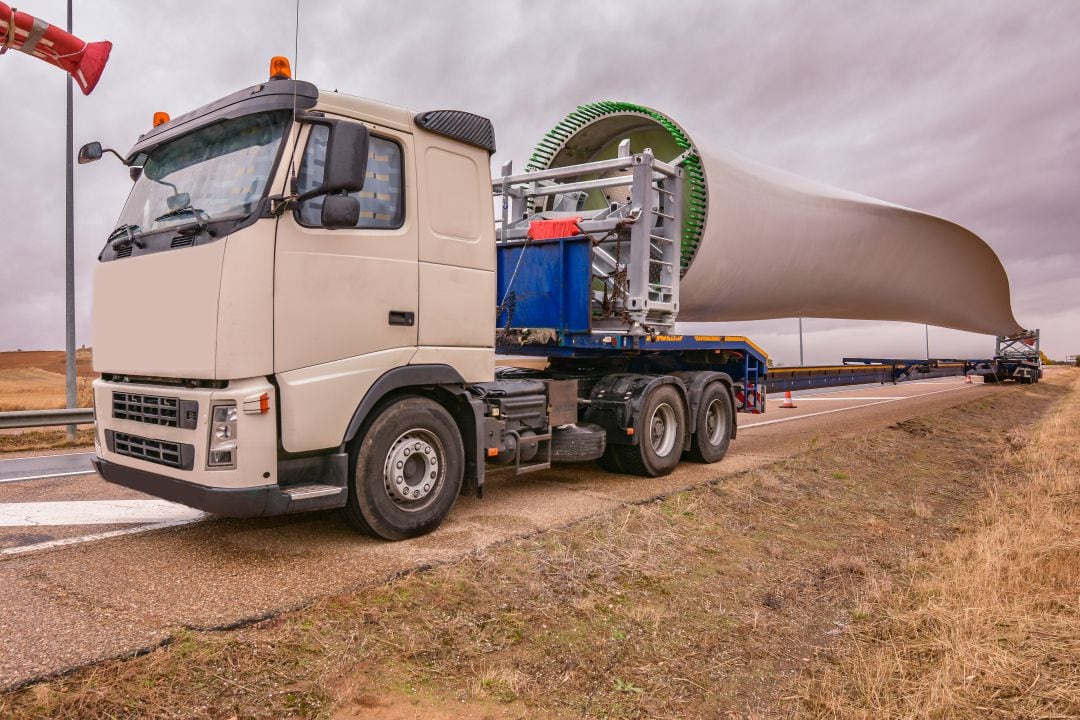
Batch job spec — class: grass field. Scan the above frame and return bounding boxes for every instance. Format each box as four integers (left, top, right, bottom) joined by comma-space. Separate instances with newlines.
0, 349, 95, 412
0, 349, 96, 452
2, 370, 1073, 718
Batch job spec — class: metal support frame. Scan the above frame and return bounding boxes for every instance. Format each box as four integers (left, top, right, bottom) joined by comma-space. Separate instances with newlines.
995, 329, 1040, 361
493, 148, 684, 337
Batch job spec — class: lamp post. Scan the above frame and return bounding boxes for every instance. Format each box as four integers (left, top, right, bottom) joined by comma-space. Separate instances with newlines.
64, 0, 76, 440
798, 317, 804, 366
925, 324, 930, 361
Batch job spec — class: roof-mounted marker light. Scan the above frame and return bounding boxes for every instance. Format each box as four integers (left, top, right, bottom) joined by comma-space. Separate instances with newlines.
270, 56, 292, 80
153, 112, 170, 127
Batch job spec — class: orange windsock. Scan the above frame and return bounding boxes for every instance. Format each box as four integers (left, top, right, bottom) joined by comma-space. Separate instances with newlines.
0, 3, 112, 95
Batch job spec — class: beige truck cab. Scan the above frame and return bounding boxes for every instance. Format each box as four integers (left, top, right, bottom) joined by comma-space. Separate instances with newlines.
88, 72, 502, 539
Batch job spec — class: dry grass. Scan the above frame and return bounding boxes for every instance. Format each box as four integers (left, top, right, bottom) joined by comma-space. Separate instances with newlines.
0, 428, 96, 453
0, 374, 1069, 719
0, 348, 95, 409
798, 370, 1080, 718
0, 367, 95, 411
0, 349, 96, 451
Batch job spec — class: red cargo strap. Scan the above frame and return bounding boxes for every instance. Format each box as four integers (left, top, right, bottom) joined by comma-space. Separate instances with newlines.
527, 217, 582, 240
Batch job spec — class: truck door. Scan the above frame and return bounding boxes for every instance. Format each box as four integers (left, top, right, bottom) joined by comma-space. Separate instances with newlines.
273, 121, 418, 452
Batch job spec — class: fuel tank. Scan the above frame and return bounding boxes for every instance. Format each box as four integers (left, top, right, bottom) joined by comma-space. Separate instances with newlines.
528, 102, 1023, 336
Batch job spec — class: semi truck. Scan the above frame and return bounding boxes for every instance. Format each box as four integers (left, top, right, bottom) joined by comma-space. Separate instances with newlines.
79, 60, 1024, 540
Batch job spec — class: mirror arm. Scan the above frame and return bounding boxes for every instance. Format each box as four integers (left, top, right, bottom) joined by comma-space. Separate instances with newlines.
102, 147, 130, 166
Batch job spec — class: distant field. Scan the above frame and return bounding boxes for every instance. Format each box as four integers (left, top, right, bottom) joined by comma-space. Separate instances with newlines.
0, 349, 95, 412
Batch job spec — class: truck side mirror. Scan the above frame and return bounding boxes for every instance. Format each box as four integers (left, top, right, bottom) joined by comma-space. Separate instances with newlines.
78, 141, 103, 164
321, 194, 361, 229
323, 121, 370, 195
295, 115, 370, 201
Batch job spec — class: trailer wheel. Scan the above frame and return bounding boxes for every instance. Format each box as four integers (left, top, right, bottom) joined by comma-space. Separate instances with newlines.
603, 384, 687, 477
686, 383, 733, 464
344, 396, 464, 541
983, 373, 1000, 384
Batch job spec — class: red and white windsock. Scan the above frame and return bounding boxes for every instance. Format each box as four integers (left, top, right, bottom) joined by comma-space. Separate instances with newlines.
0, 3, 112, 95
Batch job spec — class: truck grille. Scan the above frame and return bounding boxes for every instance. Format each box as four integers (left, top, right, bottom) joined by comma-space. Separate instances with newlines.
112, 392, 198, 429
111, 432, 193, 470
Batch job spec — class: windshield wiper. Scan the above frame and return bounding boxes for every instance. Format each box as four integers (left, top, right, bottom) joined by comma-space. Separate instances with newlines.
154, 206, 210, 223
107, 223, 141, 242
106, 223, 145, 250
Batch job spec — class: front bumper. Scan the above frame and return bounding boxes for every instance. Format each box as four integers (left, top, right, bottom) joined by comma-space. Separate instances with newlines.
94, 456, 349, 518
94, 457, 282, 517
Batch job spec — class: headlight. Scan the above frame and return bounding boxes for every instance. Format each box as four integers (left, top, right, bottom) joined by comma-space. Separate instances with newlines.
207, 403, 238, 468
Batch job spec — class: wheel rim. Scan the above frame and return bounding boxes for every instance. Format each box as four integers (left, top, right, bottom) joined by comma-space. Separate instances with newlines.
703, 397, 727, 446
383, 428, 444, 512
649, 402, 678, 457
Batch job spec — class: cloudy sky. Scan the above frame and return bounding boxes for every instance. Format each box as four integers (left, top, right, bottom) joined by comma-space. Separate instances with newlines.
1, 0, 1077, 363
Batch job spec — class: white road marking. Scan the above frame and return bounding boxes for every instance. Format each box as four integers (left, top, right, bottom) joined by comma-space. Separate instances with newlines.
0, 500, 206, 527
0, 451, 96, 484
0, 450, 92, 462
0, 518, 203, 556
782, 396, 904, 401
0, 471, 96, 485
744, 384, 977, 429
789, 377, 964, 397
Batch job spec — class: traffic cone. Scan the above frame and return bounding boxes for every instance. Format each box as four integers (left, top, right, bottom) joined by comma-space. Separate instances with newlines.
780, 391, 797, 409
965, 374, 973, 384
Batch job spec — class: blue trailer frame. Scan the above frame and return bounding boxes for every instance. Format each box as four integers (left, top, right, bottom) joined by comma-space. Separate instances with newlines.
495, 234, 769, 413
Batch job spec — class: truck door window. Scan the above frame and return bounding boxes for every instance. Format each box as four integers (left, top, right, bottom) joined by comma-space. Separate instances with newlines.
295, 125, 404, 229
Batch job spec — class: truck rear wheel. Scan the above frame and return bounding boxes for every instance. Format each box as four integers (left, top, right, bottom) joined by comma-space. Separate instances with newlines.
602, 384, 687, 478
686, 383, 732, 464
344, 396, 464, 541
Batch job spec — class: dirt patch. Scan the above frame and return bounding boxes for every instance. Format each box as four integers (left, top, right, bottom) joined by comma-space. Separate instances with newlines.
0, 349, 94, 377
0, 375, 1067, 719
0, 349, 94, 412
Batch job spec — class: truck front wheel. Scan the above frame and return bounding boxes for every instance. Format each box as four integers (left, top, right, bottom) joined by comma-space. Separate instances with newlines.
344, 396, 464, 541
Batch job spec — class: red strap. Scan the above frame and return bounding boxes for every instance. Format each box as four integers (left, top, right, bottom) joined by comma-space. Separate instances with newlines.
527, 217, 582, 240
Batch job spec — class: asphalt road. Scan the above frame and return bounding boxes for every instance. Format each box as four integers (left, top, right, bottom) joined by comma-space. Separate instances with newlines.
0, 375, 1008, 689
0, 451, 94, 484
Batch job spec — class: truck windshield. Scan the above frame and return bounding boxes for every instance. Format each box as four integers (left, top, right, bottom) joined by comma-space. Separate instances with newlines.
113, 110, 291, 235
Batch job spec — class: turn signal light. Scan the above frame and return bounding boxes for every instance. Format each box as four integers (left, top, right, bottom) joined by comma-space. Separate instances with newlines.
270, 56, 292, 80
153, 111, 170, 127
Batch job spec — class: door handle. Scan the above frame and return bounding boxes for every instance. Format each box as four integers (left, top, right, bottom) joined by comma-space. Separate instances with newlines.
388, 310, 415, 327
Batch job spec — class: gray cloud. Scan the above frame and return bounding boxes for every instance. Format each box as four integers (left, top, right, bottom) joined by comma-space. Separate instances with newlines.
1, 0, 1076, 361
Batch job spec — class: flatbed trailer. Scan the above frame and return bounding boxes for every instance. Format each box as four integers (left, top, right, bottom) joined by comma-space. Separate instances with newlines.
775, 358, 995, 392
826, 330, 1042, 391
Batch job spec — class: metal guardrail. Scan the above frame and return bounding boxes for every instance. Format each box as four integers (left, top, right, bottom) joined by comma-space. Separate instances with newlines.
0, 408, 95, 429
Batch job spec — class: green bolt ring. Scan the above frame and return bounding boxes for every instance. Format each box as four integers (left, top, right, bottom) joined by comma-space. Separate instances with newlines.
526, 101, 706, 275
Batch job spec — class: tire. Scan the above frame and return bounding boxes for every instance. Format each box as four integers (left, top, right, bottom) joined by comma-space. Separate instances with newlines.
983, 373, 1000, 384
343, 396, 464, 541
604, 384, 687, 478
686, 383, 733, 464
551, 423, 606, 463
